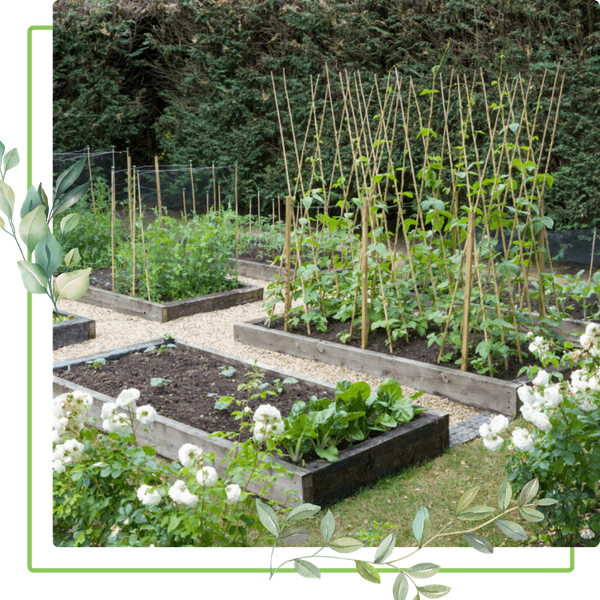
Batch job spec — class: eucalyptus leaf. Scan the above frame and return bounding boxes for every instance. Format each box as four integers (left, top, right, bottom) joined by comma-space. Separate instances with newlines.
0, 215, 5, 231
463, 532, 493, 554
0, 180, 15, 218
320, 509, 335, 544
0, 140, 4, 164
412, 506, 429, 547
355, 560, 381, 584
3, 147, 19, 174
535, 497, 558, 506
285, 503, 321, 523
294, 559, 321, 579
20, 185, 44, 219
416, 584, 451, 599
19, 204, 50, 252
494, 519, 527, 541
34, 232, 63, 279
52, 181, 90, 217
405, 563, 441, 579
518, 479, 539, 507
373, 533, 395, 564
280, 528, 311, 546
54, 157, 86, 200
64, 247, 81, 268
328, 537, 363, 553
519, 507, 545, 523
60, 213, 81, 235
17, 260, 48, 294
455, 486, 480, 514
393, 572, 410, 600
54, 268, 91, 301
456, 505, 495, 521
255, 499, 280, 537
497, 480, 512, 512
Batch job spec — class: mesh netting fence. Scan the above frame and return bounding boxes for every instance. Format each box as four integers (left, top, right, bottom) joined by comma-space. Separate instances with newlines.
53, 149, 236, 216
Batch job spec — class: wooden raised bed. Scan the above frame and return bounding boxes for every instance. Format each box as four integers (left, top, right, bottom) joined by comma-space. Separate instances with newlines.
53, 310, 96, 350
233, 318, 538, 417
77, 282, 263, 322
234, 258, 287, 282
52, 339, 449, 507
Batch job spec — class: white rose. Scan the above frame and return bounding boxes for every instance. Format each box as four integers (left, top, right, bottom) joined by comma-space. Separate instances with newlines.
225, 483, 242, 504
116, 388, 140, 408
529, 410, 552, 432
490, 414, 509, 435
136, 405, 158, 425
178, 443, 203, 469
482, 435, 504, 451
512, 427, 534, 452
532, 370, 550, 388
136, 484, 161, 507
197, 466, 218, 487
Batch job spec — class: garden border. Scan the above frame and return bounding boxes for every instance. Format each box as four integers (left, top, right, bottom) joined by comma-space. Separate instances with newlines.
52, 338, 449, 506
234, 258, 285, 282
77, 282, 263, 322
234, 318, 530, 417
53, 310, 96, 350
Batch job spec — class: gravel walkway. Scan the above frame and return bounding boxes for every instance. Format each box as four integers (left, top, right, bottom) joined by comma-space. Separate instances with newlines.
54, 275, 485, 426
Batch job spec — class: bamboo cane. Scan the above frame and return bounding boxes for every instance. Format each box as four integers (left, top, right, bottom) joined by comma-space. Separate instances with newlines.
154, 155, 162, 218
461, 212, 475, 371
111, 166, 116, 292
87, 146, 96, 213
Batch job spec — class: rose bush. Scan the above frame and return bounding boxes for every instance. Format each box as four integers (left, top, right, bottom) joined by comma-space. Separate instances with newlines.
53, 389, 292, 547
480, 324, 600, 546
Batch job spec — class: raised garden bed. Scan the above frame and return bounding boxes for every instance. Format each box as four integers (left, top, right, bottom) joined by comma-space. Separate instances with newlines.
233, 317, 549, 417
53, 310, 96, 350
77, 281, 263, 322
52, 339, 449, 506
234, 257, 287, 282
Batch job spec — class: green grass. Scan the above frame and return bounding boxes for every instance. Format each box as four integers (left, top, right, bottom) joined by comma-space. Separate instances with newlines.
257, 418, 549, 549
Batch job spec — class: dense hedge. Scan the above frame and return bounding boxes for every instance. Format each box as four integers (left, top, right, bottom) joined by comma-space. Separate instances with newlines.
53, 0, 600, 229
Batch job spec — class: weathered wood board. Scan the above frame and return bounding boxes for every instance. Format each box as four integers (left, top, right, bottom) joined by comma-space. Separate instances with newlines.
53, 339, 449, 506
234, 319, 528, 416
77, 282, 263, 322
234, 258, 286, 282
53, 311, 96, 350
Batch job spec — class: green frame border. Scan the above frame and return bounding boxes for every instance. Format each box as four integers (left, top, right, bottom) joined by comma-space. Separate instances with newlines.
27, 23, 575, 575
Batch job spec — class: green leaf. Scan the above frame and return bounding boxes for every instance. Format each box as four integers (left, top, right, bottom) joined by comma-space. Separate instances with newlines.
54, 267, 91, 301
320, 509, 335, 544
294, 559, 321, 579
55, 157, 86, 200
405, 563, 441, 579
17, 260, 47, 294
279, 528, 311, 546
463, 532, 493, 554
214, 397, 233, 410
536, 498, 558, 506
0, 215, 5, 231
328, 537, 364, 553
53, 181, 90, 217
19, 204, 49, 252
60, 213, 81, 235
373, 533, 395, 564
0, 180, 15, 219
456, 486, 480, 514
285, 503, 321, 523
355, 560, 381, 584
495, 519, 527, 541
417, 584, 451, 599
3, 148, 19, 173
255, 499, 280, 536
497, 480, 512, 512
0, 140, 4, 164
393, 572, 410, 600
20, 185, 44, 219
34, 232, 63, 278
518, 479, 539, 507
519, 507, 545, 523
168, 516, 181, 533
315, 445, 338, 462
412, 507, 429, 547
64, 247, 81, 268
456, 505, 496, 521
142, 446, 156, 457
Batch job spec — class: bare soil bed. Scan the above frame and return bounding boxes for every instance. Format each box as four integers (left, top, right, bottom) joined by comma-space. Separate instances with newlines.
54, 344, 334, 449
262, 317, 538, 381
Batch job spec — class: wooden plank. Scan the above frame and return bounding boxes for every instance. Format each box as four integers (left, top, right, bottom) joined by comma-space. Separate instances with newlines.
234, 319, 520, 416
53, 311, 96, 350
77, 282, 262, 322
234, 259, 286, 282
53, 339, 450, 506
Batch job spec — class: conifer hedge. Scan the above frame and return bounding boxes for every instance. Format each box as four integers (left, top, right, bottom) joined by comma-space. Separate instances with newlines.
53, 0, 600, 229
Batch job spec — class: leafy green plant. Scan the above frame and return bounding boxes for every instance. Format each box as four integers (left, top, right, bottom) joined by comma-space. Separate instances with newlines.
282, 378, 425, 464
480, 323, 600, 546
261, 476, 555, 595
86, 358, 106, 371
0, 142, 91, 313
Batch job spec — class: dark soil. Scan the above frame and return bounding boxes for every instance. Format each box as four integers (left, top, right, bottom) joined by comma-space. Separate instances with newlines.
55, 345, 334, 460
262, 317, 538, 381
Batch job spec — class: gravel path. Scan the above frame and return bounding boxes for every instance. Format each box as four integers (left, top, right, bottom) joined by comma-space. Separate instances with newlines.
54, 275, 484, 425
